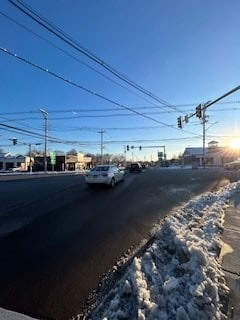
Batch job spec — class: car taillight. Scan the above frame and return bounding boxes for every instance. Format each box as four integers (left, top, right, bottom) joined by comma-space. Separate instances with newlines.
102, 173, 108, 177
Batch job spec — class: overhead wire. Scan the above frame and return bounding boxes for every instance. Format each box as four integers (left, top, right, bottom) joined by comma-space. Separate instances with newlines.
0, 10, 158, 108
8, 0, 182, 113
0, 122, 98, 146
4, 0, 240, 152
0, 101, 239, 118
1, 100, 237, 141
2, 118, 235, 147
0, 46, 201, 138
0, 122, 204, 148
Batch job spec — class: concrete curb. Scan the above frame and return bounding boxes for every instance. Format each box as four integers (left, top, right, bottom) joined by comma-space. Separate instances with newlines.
220, 194, 240, 320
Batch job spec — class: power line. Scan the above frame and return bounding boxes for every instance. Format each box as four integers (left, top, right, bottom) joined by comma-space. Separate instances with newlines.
0, 106, 239, 128
0, 122, 45, 139
0, 122, 99, 146
2, 121, 236, 147
8, 0, 181, 113
1, 101, 239, 118
0, 122, 203, 149
1, 46, 200, 137
0, 10, 157, 108
82, 137, 203, 144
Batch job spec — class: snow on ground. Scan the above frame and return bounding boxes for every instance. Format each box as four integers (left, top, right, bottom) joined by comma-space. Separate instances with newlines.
88, 181, 240, 320
0, 308, 37, 320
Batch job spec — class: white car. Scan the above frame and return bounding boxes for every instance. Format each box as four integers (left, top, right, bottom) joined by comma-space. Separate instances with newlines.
85, 165, 124, 188
9, 167, 23, 172
224, 160, 240, 170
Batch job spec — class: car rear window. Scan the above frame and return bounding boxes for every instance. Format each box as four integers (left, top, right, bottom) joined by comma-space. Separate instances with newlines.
91, 166, 109, 172
131, 164, 138, 168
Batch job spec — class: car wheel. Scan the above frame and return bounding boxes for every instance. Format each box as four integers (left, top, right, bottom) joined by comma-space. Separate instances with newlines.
110, 178, 115, 188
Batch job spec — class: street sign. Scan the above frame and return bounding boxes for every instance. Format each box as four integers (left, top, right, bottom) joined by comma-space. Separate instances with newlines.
50, 151, 56, 165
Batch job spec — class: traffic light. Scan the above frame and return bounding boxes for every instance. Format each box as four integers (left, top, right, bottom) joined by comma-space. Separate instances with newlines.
12, 138, 17, 145
177, 116, 182, 129
127, 145, 129, 151
196, 104, 202, 118
139, 146, 142, 151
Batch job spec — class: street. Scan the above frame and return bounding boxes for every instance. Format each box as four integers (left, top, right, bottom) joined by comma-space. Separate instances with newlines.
0, 168, 240, 320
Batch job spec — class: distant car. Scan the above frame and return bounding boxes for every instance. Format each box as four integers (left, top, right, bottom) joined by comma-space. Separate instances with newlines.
224, 160, 240, 170
85, 165, 124, 188
129, 162, 142, 173
9, 167, 23, 172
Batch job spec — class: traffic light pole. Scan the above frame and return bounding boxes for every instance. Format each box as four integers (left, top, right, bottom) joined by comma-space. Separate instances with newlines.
177, 85, 240, 168
200, 86, 240, 168
202, 108, 206, 169
204, 85, 240, 110
177, 85, 240, 128
125, 145, 166, 161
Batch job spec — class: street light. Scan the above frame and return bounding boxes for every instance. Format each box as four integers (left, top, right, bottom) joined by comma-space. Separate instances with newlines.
40, 108, 48, 173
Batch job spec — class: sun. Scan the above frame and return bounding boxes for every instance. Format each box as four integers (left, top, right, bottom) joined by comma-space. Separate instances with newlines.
229, 139, 240, 149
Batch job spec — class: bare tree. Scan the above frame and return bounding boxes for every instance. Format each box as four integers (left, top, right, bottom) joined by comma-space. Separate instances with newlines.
66, 148, 78, 155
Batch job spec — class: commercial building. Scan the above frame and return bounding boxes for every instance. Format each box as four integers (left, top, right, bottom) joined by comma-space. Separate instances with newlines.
0, 152, 29, 171
182, 141, 237, 167
0, 152, 92, 172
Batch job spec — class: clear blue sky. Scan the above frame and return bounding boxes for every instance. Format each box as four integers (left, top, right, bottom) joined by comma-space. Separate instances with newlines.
1, 0, 240, 161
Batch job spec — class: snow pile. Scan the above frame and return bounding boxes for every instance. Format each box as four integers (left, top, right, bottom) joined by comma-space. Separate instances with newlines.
0, 308, 37, 320
89, 181, 240, 320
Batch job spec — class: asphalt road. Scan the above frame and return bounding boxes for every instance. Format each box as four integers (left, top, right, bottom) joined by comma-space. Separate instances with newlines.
0, 168, 239, 320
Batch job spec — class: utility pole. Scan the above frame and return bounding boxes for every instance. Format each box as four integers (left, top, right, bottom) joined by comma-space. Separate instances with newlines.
29, 143, 32, 173
40, 108, 48, 173
99, 129, 105, 164
177, 85, 240, 168
202, 108, 206, 169
201, 102, 211, 168
195, 103, 208, 168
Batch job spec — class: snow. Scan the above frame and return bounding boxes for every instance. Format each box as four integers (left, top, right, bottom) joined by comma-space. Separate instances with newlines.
0, 308, 36, 320
1, 179, 240, 320
88, 181, 240, 320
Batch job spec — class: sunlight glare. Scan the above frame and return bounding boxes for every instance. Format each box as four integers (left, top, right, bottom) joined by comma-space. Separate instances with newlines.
229, 139, 240, 149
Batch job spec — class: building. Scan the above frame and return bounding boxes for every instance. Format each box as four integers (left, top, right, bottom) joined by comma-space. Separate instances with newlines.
0, 151, 92, 172
33, 152, 92, 171
182, 141, 237, 167
66, 153, 91, 171
0, 152, 29, 171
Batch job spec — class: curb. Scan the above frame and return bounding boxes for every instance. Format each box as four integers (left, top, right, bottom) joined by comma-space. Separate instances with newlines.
220, 195, 240, 319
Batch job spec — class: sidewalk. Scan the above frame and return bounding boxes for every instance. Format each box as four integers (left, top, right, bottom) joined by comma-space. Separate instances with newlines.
220, 192, 240, 320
